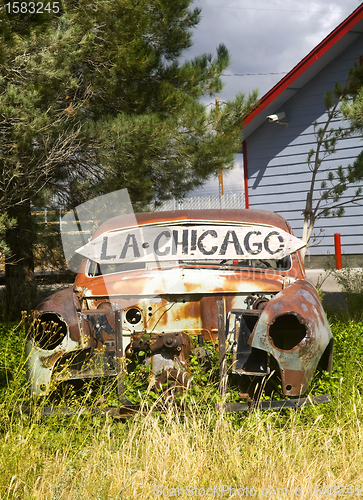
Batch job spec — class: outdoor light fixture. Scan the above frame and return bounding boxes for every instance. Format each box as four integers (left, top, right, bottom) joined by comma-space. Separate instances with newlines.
266, 112, 288, 127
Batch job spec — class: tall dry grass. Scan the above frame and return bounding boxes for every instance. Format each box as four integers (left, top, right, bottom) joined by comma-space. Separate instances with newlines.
1, 320, 363, 499
2, 396, 363, 499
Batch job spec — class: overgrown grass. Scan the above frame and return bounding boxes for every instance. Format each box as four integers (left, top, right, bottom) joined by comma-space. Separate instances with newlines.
0, 319, 363, 499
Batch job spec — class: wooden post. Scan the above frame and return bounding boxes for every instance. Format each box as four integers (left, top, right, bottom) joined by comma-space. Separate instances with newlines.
217, 300, 227, 396
114, 309, 125, 398
215, 98, 224, 197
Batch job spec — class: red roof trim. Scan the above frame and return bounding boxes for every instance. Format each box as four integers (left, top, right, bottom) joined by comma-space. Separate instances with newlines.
243, 4, 363, 126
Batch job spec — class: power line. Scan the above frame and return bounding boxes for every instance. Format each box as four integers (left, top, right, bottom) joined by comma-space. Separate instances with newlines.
196, 5, 352, 14
222, 72, 288, 76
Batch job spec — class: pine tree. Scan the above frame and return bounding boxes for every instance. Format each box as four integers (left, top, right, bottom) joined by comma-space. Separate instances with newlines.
0, 0, 258, 317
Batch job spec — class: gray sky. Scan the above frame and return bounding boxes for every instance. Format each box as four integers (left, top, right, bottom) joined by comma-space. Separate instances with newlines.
183, 0, 362, 197
186, 0, 362, 104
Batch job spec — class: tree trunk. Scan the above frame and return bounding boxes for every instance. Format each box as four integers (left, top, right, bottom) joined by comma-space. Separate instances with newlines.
301, 192, 313, 263
4, 201, 36, 321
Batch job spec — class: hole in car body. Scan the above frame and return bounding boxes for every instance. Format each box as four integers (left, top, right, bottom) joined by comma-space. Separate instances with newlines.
269, 313, 307, 351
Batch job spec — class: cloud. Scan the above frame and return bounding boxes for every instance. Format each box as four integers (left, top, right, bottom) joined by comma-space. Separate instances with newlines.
185, 0, 360, 101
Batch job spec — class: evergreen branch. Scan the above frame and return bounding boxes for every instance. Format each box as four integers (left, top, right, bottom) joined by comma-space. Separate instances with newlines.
315, 194, 363, 219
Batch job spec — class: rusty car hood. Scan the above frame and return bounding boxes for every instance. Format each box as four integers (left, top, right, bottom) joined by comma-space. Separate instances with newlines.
75, 267, 288, 298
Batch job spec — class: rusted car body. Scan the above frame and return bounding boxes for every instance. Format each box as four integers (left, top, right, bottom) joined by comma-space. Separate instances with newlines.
26, 209, 333, 408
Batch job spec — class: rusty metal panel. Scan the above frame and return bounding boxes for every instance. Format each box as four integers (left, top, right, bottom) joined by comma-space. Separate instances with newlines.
250, 279, 333, 395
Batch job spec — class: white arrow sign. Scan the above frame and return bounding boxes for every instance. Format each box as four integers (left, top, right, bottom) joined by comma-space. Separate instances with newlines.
75, 223, 306, 264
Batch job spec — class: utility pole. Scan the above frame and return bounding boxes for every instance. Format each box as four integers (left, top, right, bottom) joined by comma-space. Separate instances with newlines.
215, 98, 224, 197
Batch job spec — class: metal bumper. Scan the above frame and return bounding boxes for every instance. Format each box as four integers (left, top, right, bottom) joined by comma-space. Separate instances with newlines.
219, 394, 331, 411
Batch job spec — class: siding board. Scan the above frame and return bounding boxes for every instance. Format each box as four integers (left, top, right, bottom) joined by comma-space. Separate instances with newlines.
246, 34, 363, 255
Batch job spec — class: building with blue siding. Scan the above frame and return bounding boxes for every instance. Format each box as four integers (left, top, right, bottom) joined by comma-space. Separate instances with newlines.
242, 4, 363, 265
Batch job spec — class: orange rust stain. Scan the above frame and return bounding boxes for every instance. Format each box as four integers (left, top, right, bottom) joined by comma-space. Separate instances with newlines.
183, 282, 202, 293
200, 296, 220, 332
280, 368, 308, 396
165, 302, 201, 330
182, 300, 201, 320
219, 272, 283, 292
224, 296, 236, 315
150, 305, 169, 328
40, 350, 67, 368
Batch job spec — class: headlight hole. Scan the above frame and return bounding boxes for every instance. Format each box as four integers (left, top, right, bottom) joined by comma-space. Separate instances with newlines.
30, 313, 67, 350
125, 308, 142, 325
269, 313, 307, 351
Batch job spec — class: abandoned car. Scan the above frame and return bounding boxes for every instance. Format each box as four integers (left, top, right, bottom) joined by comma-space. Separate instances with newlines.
26, 209, 333, 410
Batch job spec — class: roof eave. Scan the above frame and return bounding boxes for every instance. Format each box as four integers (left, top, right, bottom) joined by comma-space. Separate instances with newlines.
242, 4, 363, 140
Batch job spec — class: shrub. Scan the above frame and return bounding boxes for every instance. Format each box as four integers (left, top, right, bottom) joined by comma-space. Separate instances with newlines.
332, 267, 363, 319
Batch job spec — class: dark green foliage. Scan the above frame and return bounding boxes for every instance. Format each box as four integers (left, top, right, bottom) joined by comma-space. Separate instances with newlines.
318, 321, 363, 404
0, 321, 27, 400
1, 318, 363, 418
0, 7, 88, 316
0, 214, 16, 258
0, 0, 257, 209
0, 0, 258, 318
124, 340, 222, 406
